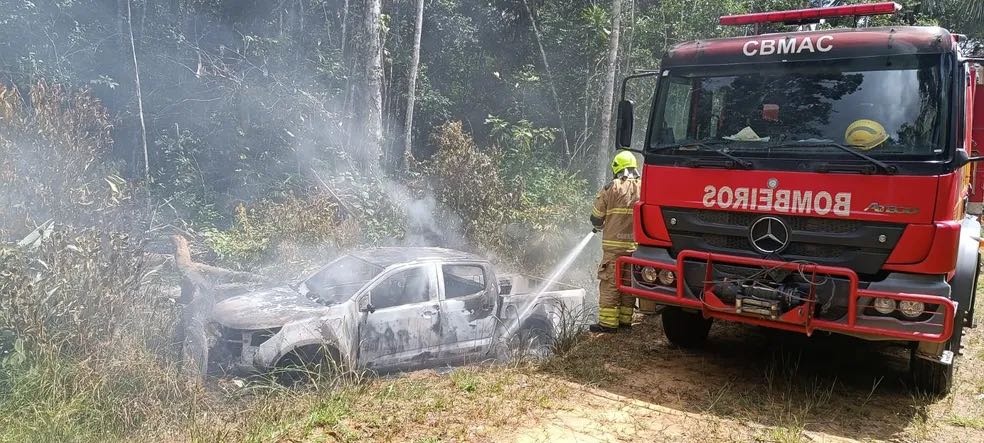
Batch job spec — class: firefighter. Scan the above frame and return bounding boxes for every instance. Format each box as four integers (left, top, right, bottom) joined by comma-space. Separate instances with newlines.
589, 150, 642, 333
845, 119, 889, 150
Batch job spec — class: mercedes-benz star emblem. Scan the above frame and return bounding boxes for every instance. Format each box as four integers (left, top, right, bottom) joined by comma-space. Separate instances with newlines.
748, 216, 790, 254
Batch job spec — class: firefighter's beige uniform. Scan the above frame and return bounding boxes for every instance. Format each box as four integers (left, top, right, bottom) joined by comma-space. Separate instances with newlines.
591, 168, 641, 329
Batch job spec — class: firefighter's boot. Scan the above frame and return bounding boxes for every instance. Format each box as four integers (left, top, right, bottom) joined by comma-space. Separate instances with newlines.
618, 306, 635, 330
593, 305, 620, 333
589, 323, 618, 334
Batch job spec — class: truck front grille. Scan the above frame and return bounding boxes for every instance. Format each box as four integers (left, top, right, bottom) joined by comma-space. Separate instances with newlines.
663, 208, 905, 276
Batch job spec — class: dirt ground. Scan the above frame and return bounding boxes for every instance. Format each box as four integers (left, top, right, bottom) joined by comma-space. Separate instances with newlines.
292, 293, 984, 443
503, 303, 984, 443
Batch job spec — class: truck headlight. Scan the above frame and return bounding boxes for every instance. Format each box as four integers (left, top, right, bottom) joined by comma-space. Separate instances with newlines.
898, 301, 925, 319
640, 266, 658, 283
872, 298, 896, 315
657, 270, 676, 286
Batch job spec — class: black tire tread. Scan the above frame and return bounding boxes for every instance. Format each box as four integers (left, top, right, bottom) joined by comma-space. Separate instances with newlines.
661, 307, 713, 348
911, 354, 953, 397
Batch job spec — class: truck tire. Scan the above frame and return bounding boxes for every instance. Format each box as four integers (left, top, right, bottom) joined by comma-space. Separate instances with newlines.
910, 349, 954, 397
910, 320, 963, 397
966, 254, 979, 329
661, 307, 713, 348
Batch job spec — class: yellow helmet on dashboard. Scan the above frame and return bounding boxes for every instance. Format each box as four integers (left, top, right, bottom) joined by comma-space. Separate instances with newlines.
611, 150, 638, 175
844, 119, 888, 150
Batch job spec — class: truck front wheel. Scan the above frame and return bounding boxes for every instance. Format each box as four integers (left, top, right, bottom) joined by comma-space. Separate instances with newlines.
661, 307, 713, 348
910, 350, 954, 397
910, 323, 961, 397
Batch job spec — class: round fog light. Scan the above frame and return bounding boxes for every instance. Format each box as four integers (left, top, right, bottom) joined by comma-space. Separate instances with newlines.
640, 266, 658, 283
872, 298, 896, 315
657, 270, 676, 286
898, 300, 925, 319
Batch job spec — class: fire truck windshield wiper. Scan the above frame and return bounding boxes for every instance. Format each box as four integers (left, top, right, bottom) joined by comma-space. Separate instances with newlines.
769, 141, 898, 175
651, 140, 754, 170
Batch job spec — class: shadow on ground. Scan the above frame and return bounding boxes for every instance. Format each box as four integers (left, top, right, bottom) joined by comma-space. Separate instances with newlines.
540, 314, 936, 440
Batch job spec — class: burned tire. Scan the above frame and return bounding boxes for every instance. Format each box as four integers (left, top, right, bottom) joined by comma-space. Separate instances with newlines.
509, 327, 554, 361
274, 346, 341, 387
661, 307, 712, 348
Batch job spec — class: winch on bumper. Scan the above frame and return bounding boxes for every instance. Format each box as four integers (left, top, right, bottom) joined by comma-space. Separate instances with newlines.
615, 247, 956, 343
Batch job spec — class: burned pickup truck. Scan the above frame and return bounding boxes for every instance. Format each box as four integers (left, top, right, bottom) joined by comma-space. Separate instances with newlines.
206, 247, 587, 377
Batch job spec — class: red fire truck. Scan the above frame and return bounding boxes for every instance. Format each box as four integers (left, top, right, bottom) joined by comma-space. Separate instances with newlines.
614, 2, 984, 395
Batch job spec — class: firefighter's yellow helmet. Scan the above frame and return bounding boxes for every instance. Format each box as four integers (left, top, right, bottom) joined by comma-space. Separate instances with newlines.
844, 119, 889, 150
611, 150, 638, 175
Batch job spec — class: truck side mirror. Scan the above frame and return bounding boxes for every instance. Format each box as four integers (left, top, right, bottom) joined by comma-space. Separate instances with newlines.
616, 100, 634, 148
955, 149, 984, 167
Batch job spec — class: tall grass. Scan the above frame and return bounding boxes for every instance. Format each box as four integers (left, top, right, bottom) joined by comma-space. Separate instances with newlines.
0, 228, 194, 441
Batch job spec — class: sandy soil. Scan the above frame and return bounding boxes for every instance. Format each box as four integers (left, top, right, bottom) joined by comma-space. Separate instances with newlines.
504, 304, 984, 443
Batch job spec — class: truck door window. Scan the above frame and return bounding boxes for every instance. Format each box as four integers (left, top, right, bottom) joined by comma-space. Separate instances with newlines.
662, 78, 693, 143
371, 267, 432, 310
442, 265, 486, 299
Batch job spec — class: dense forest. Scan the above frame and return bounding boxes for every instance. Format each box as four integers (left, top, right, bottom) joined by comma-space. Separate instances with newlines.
1, 0, 981, 264
2, 1, 984, 440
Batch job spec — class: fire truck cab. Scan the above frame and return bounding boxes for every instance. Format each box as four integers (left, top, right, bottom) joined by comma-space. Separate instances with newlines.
614, 2, 984, 395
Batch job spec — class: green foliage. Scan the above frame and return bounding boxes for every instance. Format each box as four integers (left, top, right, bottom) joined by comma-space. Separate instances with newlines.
450, 368, 480, 393
335, 173, 410, 245
0, 228, 159, 357
0, 226, 191, 442
0, 82, 130, 237
203, 192, 361, 269
425, 121, 513, 251
153, 128, 222, 227
423, 119, 589, 269
0, 344, 190, 442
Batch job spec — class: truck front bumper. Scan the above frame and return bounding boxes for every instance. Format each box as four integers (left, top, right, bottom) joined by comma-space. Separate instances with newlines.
616, 249, 956, 343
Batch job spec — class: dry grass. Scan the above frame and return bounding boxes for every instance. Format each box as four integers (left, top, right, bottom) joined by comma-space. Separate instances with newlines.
5, 222, 984, 442
211, 365, 565, 443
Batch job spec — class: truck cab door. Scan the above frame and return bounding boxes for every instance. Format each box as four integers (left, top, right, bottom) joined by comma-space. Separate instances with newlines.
436, 263, 499, 361
357, 264, 443, 371
969, 63, 984, 215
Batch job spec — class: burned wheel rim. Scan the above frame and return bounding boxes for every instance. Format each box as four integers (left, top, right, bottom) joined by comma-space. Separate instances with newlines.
506, 327, 553, 361
274, 346, 341, 387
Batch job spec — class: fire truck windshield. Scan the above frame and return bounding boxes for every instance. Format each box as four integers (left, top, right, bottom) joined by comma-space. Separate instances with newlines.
647, 54, 949, 172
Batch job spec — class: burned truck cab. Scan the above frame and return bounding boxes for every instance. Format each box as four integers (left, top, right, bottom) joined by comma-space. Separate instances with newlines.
613, 2, 984, 395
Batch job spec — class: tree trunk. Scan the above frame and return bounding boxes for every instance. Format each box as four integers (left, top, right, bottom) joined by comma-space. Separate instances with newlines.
170, 235, 270, 384
126, 0, 150, 183
402, 0, 425, 172
596, 0, 623, 184
364, 0, 384, 172
522, 0, 572, 161
341, 0, 350, 56
624, 0, 635, 74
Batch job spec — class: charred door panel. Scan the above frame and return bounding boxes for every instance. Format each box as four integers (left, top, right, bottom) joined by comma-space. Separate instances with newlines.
437, 264, 498, 359
358, 264, 443, 370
